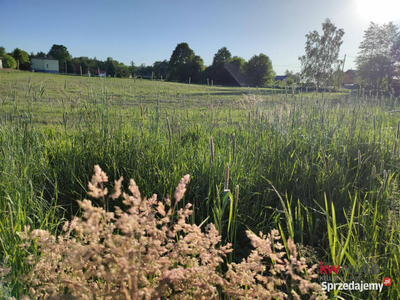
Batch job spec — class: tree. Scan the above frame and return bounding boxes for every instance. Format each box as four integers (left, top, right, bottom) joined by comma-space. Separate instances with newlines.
66, 60, 75, 74
213, 47, 232, 66
211, 47, 234, 84
0, 47, 6, 56
245, 53, 275, 86
129, 61, 137, 77
225, 56, 246, 86
35, 51, 47, 58
182, 55, 204, 82
116, 62, 129, 78
137, 63, 153, 78
88, 57, 102, 74
167, 43, 204, 82
286, 77, 295, 86
48, 44, 71, 73
393, 35, 400, 82
284, 70, 301, 84
78, 57, 89, 74
2, 54, 17, 69
153, 60, 168, 79
106, 57, 117, 77
330, 68, 345, 89
71, 57, 89, 74
356, 22, 399, 91
11, 48, 30, 69
299, 19, 345, 89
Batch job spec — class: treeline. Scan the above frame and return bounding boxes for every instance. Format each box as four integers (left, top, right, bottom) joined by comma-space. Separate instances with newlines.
165, 43, 275, 86
2, 19, 400, 91
0, 45, 159, 79
299, 19, 400, 93
0, 43, 276, 87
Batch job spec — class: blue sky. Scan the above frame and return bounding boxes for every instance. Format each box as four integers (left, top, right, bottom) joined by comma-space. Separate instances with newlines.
2, 0, 400, 75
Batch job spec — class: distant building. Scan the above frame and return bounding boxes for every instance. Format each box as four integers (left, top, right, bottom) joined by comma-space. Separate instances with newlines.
342, 69, 356, 85
0, 56, 2, 69
31, 57, 59, 73
275, 75, 288, 81
94, 70, 107, 77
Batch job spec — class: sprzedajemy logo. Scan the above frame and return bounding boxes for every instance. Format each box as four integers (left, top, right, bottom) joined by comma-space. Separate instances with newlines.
321, 277, 392, 292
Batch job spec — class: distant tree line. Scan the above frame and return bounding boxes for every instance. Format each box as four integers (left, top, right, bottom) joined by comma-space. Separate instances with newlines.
299, 19, 400, 93
166, 43, 275, 86
2, 18, 400, 92
355, 22, 400, 93
0, 43, 276, 87
0, 47, 31, 70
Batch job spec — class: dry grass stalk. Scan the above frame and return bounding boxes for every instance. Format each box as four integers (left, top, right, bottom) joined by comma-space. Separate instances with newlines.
210, 136, 215, 166
224, 163, 230, 191
232, 133, 236, 164
16, 166, 327, 300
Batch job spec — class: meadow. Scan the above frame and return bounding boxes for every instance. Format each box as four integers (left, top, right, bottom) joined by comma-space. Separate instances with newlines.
0, 69, 399, 299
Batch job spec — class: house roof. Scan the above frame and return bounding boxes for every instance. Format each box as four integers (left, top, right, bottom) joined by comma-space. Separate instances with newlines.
32, 57, 58, 61
275, 75, 288, 81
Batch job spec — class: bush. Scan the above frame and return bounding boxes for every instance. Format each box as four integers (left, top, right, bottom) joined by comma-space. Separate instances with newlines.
2, 54, 17, 69
19, 62, 31, 71
8, 166, 326, 299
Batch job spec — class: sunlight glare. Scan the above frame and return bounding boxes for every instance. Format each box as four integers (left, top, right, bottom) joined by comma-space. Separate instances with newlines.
356, 0, 400, 23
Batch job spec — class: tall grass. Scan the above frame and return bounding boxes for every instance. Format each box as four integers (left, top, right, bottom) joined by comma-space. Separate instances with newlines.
0, 70, 399, 298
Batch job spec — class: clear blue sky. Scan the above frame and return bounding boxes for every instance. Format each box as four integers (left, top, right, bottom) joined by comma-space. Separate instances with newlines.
2, 0, 399, 75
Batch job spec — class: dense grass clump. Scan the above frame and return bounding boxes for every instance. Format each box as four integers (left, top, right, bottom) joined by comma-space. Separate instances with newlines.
0, 70, 399, 298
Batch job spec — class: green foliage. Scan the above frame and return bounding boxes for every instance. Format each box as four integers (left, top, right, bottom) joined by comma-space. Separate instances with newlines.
393, 36, 400, 81
1, 54, 17, 69
72, 57, 89, 74
153, 59, 168, 79
115, 62, 129, 78
0, 47, 6, 56
168, 42, 193, 81
137, 63, 153, 77
129, 61, 137, 77
65, 59, 74, 74
300, 19, 345, 88
284, 69, 301, 84
225, 56, 246, 86
167, 43, 204, 82
35, 51, 46, 58
213, 47, 232, 66
330, 68, 345, 88
11, 48, 30, 67
48, 44, 71, 73
105, 57, 116, 77
211, 47, 235, 85
356, 22, 400, 90
245, 53, 275, 86
184, 54, 204, 82
286, 77, 295, 86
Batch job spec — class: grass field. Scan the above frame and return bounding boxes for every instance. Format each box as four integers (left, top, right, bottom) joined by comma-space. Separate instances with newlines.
0, 69, 399, 299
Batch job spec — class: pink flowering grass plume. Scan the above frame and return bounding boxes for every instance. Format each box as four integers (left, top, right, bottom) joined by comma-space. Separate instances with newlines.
16, 165, 326, 300
223, 230, 327, 300
18, 168, 229, 299
87, 165, 110, 208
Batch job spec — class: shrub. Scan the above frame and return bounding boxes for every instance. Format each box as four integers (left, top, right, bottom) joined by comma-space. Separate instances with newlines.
2, 54, 17, 69
12, 166, 326, 299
